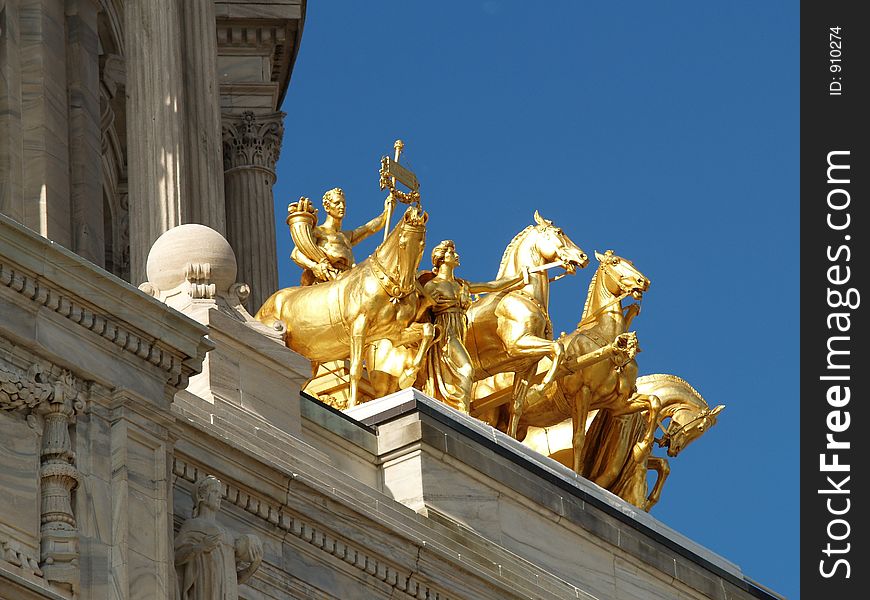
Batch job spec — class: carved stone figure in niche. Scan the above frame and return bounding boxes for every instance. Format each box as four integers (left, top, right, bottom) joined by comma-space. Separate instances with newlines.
288, 188, 396, 285
418, 240, 527, 413
174, 476, 263, 600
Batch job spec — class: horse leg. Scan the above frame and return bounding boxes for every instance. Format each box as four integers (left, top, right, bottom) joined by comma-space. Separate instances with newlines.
571, 387, 592, 474
507, 364, 536, 439
367, 340, 404, 397
644, 456, 670, 511
347, 313, 367, 408
369, 323, 436, 392
541, 339, 563, 385
633, 394, 661, 464
503, 333, 564, 385
610, 393, 662, 464
367, 339, 410, 396
402, 323, 436, 386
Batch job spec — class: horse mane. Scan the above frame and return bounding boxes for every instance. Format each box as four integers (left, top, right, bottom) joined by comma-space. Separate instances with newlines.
579, 266, 600, 325
365, 218, 396, 271
497, 225, 535, 277
373, 206, 421, 261
635, 374, 709, 410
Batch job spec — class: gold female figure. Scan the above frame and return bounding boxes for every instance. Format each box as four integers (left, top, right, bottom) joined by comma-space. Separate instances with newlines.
421, 240, 526, 413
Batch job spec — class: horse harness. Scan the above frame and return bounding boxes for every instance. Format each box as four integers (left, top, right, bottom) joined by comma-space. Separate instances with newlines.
325, 256, 419, 344
657, 409, 712, 447
370, 253, 418, 303
566, 328, 635, 374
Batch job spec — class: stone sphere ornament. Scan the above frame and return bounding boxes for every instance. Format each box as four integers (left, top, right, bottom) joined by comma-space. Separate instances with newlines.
145, 224, 238, 294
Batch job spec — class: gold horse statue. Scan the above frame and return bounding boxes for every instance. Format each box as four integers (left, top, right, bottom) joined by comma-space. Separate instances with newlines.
255, 205, 433, 407
366, 212, 588, 424
525, 374, 724, 510
464, 212, 588, 436
487, 250, 657, 472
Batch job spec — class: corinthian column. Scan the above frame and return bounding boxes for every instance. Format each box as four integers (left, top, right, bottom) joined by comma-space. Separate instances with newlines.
222, 111, 284, 311
180, 0, 226, 234
125, 0, 186, 285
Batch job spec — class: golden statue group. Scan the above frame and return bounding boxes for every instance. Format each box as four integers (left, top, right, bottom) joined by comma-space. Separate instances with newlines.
255, 141, 723, 512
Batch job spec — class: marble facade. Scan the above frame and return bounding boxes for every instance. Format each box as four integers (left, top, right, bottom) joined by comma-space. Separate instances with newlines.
1, 2, 784, 599
0, 0, 301, 306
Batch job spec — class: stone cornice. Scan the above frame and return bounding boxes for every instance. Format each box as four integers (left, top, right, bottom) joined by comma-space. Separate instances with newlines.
215, 0, 307, 105
0, 214, 212, 389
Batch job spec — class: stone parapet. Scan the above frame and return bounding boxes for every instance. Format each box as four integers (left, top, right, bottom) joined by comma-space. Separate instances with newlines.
0, 214, 211, 396
346, 389, 784, 600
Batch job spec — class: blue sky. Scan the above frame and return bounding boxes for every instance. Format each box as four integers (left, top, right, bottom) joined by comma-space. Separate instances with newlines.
273, 2, 799, 598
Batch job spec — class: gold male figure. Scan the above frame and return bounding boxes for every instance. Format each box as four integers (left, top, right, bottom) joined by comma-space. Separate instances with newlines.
290, 188, 395, 285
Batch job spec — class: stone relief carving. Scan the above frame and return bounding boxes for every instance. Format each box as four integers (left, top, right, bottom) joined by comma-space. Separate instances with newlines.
117, 188, 131, 280
0, 361, 83, 593
0, 363, 53, 412
0, 533, 43, 577
171, 458, 449, 600
99, 52, 130, 282
174, 475, 263, 600
99, 53, 126, 155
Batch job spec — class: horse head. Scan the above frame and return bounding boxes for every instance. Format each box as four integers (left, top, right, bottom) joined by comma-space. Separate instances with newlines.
529, 211, 589, 273
375, 205, 428, 297
661, 404, 724, 457
594, 250, 650, 301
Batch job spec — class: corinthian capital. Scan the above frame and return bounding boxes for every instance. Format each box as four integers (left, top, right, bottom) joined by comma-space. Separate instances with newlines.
222, 111, 285, 173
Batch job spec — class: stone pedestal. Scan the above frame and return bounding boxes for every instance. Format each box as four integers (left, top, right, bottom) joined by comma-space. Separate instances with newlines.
138, 223, 309, 435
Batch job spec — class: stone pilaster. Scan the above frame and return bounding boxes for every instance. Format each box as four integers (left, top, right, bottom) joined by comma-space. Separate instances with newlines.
109, 407, 175, 600
37, 371, 81, 594
0, 362, 82, 594
66, 0, 103, 266
222, 111, 284, 311
180, 0, 226, 235
125, 0, 186, 285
